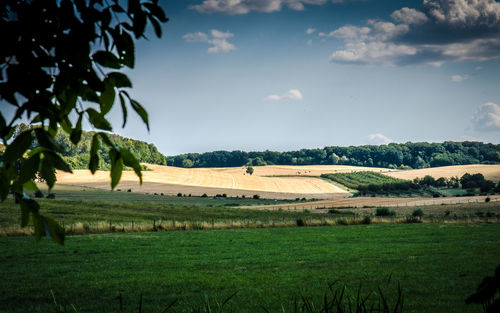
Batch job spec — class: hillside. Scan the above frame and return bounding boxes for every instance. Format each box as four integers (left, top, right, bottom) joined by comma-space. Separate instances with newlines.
167, 142, 500, 169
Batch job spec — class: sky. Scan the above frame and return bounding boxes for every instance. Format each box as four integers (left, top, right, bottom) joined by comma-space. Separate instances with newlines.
5, 0, 500, 155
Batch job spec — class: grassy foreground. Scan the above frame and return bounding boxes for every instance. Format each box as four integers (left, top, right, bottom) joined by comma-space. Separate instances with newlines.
1, 223, 499, 312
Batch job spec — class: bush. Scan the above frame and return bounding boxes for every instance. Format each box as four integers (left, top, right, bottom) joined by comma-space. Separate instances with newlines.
336, 218, 348, 225
127, 189, 132, 192
253, 194, 260, 200
46, 193, 55, 199
412, 208, 424, 218
177, 193, 182, 197
361, 216, 372, 224
201, 193, 208, 198
375, 207, 395, 217
404, 216, 422, 224
328, 209, 340, 214
34, 190, 44, 198
485, 197, 491, 203
296, 218, 305, 227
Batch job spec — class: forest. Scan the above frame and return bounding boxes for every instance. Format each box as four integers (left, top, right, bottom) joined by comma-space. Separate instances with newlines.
167, 142, 500, 169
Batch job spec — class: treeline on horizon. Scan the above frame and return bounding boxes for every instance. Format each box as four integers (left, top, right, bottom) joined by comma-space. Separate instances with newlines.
167, 142, 500, 169
11, 124, 167, 170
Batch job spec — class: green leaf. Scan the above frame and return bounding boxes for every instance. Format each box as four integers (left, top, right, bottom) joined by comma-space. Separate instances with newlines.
114, 30, 135, 68
70, 113, 83, 145
130, 99, 149, 131
108, 72, 132, 88
144, 2, 168, 23
89, 134, 100, 174
19, 154, 40, 183
44, 215, 65, 245
149, 16, 162, 37
44, 151, 72, 173
32, 213, 44, 242
60, 117, 73, 134
119, 93, 128, 128
20, 198, 40, 227
35, 128, 64, 153
87, 108, 112, 131
121, 148, 142, 184
3, 130, 33, 164
40, 158, 57, 190
99, 132, 114, 147
23, 180, 38, 191
109, 149, 123, 190
133, 10, 147, 39
99, 79, 116, 115
92, 50, 122, 69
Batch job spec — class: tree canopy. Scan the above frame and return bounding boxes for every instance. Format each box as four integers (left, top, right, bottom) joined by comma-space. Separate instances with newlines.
0, 0, 168, 244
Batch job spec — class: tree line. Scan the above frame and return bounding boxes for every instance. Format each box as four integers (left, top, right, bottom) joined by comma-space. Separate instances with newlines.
12, 124, 166, 170
167, 142, 500, 169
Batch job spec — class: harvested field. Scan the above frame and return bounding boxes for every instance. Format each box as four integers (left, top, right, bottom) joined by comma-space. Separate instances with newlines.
213, 165, 393, 177
386, 164, 500, 181
56, 164, 351, 199
238, 195, 500, 211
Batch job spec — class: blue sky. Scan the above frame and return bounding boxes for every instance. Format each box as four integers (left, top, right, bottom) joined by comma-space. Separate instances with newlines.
8, 0, 500, 155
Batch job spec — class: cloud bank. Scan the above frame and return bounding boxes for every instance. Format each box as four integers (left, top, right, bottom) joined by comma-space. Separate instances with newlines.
324, 0, 500, 66
472, 102, 500, 132
183, 29, 236, 53
366, 133, 393, 145
266, 89, 303, 101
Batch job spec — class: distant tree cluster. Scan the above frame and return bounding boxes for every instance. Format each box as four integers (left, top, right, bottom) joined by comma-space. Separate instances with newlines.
13, 124, 166, 170
167, 142, 500, 169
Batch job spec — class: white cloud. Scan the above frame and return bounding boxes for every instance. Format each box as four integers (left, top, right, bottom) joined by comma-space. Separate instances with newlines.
472, 102, 500, 132
391, 7, 429, 25
319, 25, 371, 39
366, 133, 393, 145
329, 41, 417, 65
306, 27, 316, 35
451, 74, 468, 82
265, 89, 303, 101
190, 0, 327, 15
183, 29, 236, 54
326, 0, 500, 66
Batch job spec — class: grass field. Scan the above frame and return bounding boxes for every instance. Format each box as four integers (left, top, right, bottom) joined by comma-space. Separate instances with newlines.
1, 224, 499, 313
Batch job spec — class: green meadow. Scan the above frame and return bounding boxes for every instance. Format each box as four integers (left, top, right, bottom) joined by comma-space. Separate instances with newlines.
1, 223, 499, 313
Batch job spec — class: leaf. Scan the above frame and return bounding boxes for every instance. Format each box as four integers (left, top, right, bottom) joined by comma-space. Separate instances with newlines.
119, 93, 128, 128
87, 108, 112, 131
19, 154, 40, 183
108, 72, 132, 88
98, 132, 114, 147
130, 99, 149, 131
20, 198, 40, 227
92, 50, 122, 69
23, 180, 38, 191
109, 149, 123, 190
99, 79, 116, 115
121, 148, 142, 184
113, 29, 135, 68
44, 151, 72, 173
89, 134, 100, 174
40, 157, 57, 190
44, 215, 65, 245
32, 213, 44, 242
133, 10, 147, 39
35, 128, 64, 153
149, 16, 162, 38
70, 113, 83, 145
3, 130, 33, 164
143, 2, 168, 23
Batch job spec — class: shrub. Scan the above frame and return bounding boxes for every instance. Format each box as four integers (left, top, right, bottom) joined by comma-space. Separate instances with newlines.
328, 209, 340, 214
222, 193, 227, 198
127, 189, 132, 192
404, 216, 422, 224
412, 208, 424, 218
485, 197, 491, 203
296, 218, 305, 227
34, 190, 44, 198
253, 194, 260, 200
177, 193, 182, 197
361, 216, 372, 224
375, 207, 395, 217
46, 193, 55, 199
336, 218, 348, 225
201, 193, 208, 198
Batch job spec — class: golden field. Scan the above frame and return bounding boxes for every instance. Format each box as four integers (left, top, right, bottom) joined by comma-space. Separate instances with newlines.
56, 164, 500, 199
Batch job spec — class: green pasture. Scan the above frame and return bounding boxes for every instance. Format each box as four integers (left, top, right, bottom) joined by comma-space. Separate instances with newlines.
1, 224, 499, 313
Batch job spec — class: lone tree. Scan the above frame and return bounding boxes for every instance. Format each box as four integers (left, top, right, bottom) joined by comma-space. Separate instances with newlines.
0, 0, 168, 244
246, 166, 254, 175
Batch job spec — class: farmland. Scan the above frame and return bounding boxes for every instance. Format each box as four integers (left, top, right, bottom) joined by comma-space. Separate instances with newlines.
1, 224, 499, 313
55, 164, 500, 199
